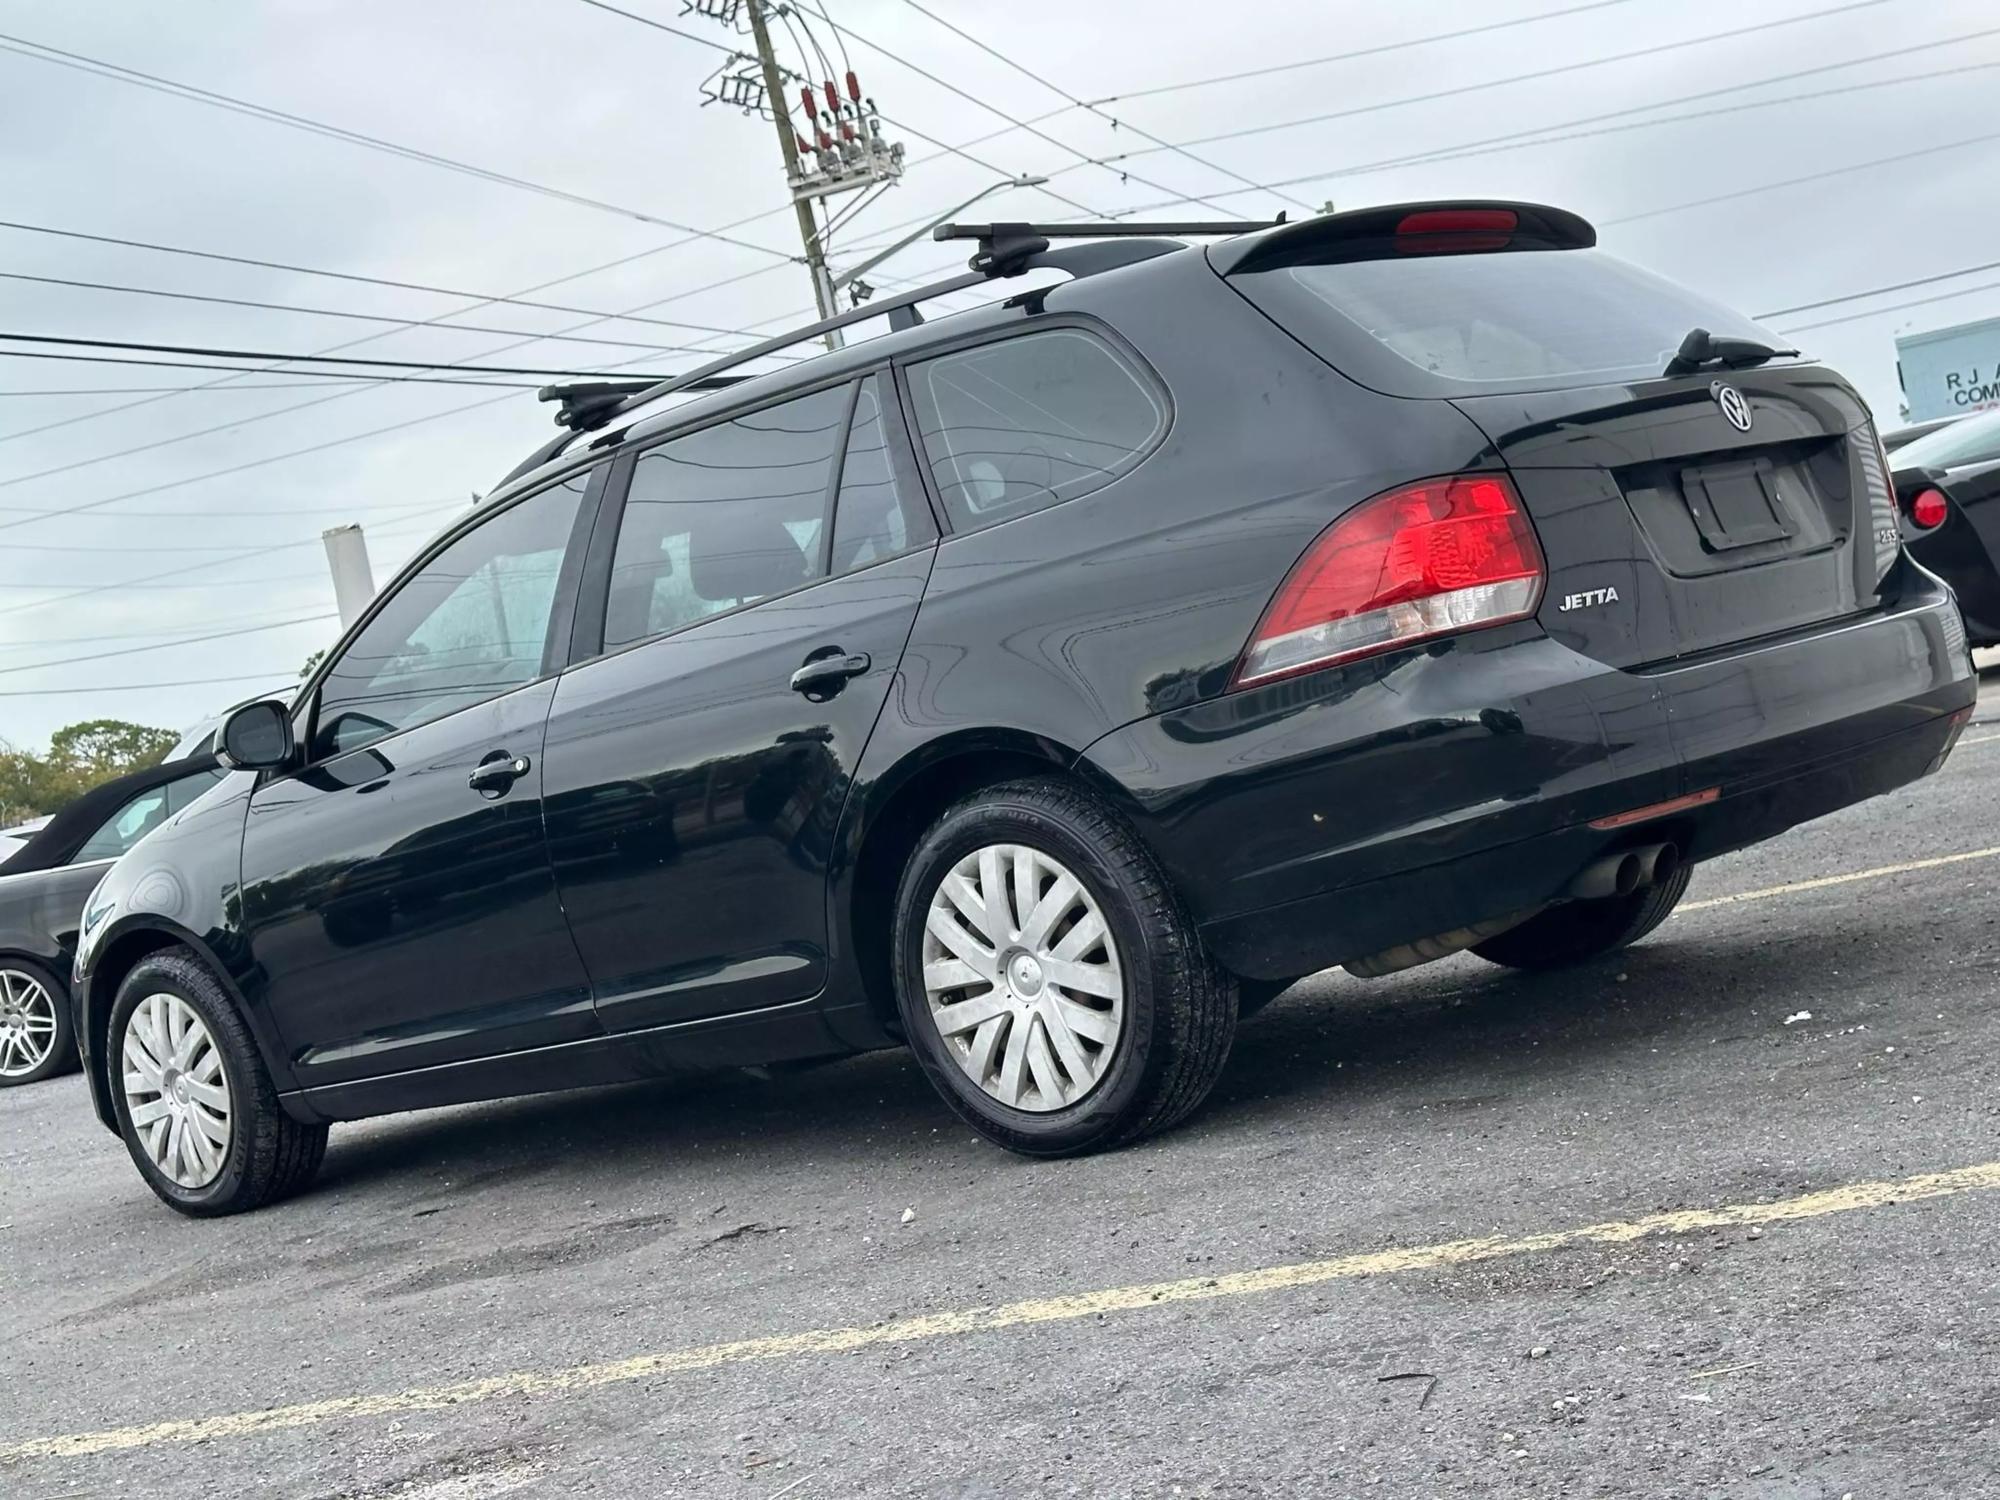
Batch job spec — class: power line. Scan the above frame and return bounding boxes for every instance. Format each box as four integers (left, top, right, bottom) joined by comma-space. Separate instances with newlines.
0, 220, 771, 339
0, 672, 298, 698
1773, 278, 2000, 335
0, 379, 470, 396
887, 0, 1314, 213
0, 32, 799, 261
0, 611, 340, 679
1089, 0, 1654, 106
570, 0, 1114, 223
806, 8, 1241, 217
1599, 128, 2000, 227
0, 332, 685, 381
0, 494, 463, 521
1081, 52, 2000, 221
1074, 0, 1913, 171
0, 608, 342, 649
0, 350, 549, 389
1755, 257, 2000, 319
0, 511, 451, 621
0, 208, 803, 449
0, 271, 770, 357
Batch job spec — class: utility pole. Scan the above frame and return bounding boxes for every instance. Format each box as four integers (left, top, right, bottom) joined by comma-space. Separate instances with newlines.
745, 0, 838, 345
701, 1, 905, 352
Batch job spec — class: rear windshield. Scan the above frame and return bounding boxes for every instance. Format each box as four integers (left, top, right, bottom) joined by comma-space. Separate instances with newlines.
1229, 247, 1790, 398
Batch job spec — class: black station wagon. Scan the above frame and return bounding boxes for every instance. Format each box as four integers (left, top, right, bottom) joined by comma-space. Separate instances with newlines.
73, 203, 1974, 1215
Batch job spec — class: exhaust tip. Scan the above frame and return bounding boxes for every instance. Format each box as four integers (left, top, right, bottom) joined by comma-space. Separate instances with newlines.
1612, 853, 1643, 897
1649, 842, 1682, 887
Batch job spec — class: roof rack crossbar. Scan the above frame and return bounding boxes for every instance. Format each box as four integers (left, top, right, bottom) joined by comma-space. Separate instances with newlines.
935, 219, 1286, 242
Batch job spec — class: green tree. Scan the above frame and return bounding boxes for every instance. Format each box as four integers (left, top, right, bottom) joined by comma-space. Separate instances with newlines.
0, 718, 179, 825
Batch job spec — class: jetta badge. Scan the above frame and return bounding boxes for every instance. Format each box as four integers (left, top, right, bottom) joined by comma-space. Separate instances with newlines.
1711, 380, 1753, 432
1559, 587, 1620, 612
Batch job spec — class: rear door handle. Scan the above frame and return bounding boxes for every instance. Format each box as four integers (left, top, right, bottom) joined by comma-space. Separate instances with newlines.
789, 651, 871, 698
468, 753, 532, 795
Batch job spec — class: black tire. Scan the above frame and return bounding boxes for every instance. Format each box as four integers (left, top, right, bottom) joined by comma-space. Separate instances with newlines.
1471, 863, 1694, 970
0, 956, 78, 1087
892, 777, 1236, 1157
109, 948, 328, 1217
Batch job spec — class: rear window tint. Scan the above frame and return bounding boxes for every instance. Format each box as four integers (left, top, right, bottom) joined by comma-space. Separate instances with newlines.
906, 329, 1165, 529
1231, 247, 1788, 398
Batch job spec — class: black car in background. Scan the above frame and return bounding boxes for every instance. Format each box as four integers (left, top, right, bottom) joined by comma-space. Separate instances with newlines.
72, 202, 1973, 1216
0, 756, 222, 1085
1893, 410, 2000, 645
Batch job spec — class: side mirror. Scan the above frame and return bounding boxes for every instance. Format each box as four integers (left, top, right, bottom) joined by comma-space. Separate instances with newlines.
216, 700, 296, 772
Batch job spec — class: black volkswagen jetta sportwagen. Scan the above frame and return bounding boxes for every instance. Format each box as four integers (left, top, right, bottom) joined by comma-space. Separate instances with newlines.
74, 203, 1973, 1215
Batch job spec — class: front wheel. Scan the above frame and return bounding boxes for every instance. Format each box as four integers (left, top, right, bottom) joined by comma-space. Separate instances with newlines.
109, 949, 328, 1217
893, 778, 1236, 1158
1472, 863, 1694, 970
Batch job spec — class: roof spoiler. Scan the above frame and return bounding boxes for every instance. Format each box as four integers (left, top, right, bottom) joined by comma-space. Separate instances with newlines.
1209, 200, 1596, 276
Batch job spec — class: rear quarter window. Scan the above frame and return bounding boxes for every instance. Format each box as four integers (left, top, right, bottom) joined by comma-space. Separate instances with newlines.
1229, 247, 1791, 398
904, 327, 1166, 530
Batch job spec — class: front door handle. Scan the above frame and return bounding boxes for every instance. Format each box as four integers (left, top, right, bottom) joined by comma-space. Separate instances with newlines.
789, 650, 871, 699
468, 752, 532, 796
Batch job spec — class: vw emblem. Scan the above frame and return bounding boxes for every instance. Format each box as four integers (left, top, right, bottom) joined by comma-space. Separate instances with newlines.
1711, 381, 1753, 432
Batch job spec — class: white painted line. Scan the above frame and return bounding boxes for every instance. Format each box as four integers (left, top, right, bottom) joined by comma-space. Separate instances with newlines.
6, 1161, 1999, 1462
1680, 845, 2000, 912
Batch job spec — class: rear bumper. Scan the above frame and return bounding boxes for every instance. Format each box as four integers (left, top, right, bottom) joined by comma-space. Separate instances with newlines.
1080, 573, 1974, 982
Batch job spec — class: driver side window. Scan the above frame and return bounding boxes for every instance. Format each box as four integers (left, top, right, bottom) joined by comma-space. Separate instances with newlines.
310, 472, 590, 761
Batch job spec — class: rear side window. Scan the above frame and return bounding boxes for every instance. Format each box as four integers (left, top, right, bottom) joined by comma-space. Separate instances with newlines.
1231, 247, 1787, 398
905, 329, 1165, 530
602, 384, 848, 652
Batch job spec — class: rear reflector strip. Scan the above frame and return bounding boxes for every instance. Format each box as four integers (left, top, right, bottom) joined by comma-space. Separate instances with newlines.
1588, 787, 1721, 831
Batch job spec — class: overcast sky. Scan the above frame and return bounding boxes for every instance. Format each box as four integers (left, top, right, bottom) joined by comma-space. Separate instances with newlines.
0, 0, 1995, 753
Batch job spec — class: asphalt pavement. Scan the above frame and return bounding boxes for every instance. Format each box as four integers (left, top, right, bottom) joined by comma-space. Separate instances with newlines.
4, 704, 2000, 1498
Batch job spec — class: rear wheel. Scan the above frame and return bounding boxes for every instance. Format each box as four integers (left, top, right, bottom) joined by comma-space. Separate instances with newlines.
0, 958, 76, 1087
893, 778, 1236, 1157
1472, 864, 1693, 970
110, 949, 327, 1216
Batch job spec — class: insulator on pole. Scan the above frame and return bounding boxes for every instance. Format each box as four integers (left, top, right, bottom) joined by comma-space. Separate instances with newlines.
800, 87, 818, 117
846, 70, 861, 102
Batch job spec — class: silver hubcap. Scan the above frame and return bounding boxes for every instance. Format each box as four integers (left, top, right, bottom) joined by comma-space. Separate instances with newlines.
121, 993, 231, 1189
921, 843, 1125, 1113
0, 968, 58, 1078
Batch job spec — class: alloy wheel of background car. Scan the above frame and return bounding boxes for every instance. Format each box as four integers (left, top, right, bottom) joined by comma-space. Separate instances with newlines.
120, 991, 233, 1190
921, 842, 1127, 1113
0, 966, 62, 1082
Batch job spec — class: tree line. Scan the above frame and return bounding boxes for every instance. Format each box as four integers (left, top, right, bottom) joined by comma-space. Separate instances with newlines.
0, 718, 180, 827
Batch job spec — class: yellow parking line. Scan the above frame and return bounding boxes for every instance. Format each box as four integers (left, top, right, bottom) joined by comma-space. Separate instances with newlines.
1679, 845, 2000, 913
7, 1161, 1999, 1464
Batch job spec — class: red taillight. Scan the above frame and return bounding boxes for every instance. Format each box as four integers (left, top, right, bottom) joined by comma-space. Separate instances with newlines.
1396, 208, 1518, 255
1910, 487, 1949, 530
1232, 474, 1546, 688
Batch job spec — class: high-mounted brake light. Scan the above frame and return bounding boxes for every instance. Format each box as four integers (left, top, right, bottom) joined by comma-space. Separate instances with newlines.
1910, 486, 1949, 530
1395, 207, 1518, 255
1232, 474, 1545, 688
